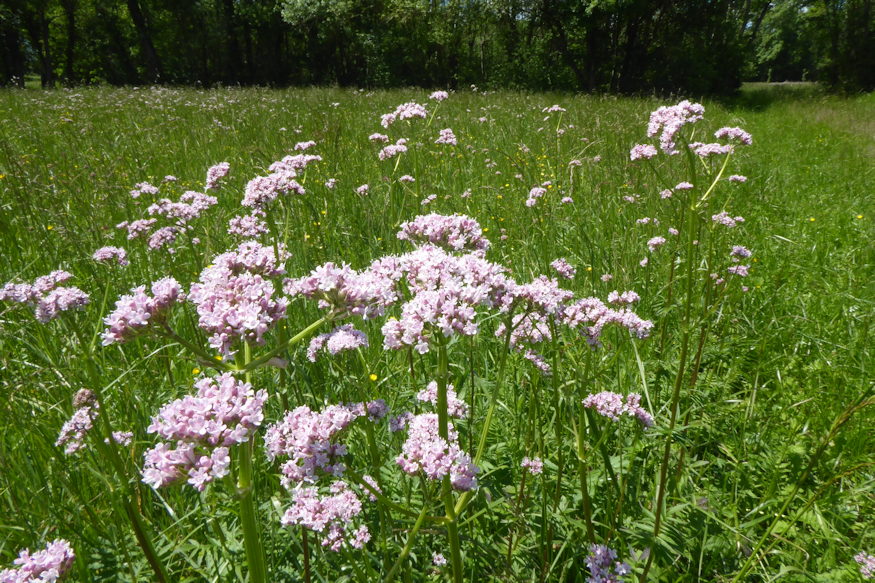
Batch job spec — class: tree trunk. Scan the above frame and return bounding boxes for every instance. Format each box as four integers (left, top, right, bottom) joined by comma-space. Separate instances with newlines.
61, 0, 77, 84
127, 0, 162, 82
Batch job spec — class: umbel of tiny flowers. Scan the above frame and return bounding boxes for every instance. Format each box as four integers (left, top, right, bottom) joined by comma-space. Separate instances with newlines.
188, 241, 289, 355
142, 373, 267, 491
92, 246, 129, 266
0, 270, 89, 323
856, 552, 875, 579
0, 539, 75, 583
583, 391, 654, 428
102, 277, 185, 345
585, 544, 631, 583
396, 413, 479, 491
307, 324, 368, 362
397, 213, 491, 254
265, 402, 384, 550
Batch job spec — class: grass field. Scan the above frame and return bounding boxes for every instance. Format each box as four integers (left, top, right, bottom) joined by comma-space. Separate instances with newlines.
0, 84, 872, 582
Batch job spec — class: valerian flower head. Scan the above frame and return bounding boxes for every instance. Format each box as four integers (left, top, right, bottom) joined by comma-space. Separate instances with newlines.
0, 539, 75, 583
142, 373, 266, 491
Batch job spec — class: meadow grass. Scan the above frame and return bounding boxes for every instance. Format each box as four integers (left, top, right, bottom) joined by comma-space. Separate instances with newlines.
0, 85, 872, 582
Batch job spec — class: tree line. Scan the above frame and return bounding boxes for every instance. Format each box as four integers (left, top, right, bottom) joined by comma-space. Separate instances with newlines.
1, 0, 872, 94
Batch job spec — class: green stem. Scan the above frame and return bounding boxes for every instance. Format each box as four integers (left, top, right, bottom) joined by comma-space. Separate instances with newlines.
384, 503, 430, 583
239, 342, 267, 583
245, 316, 328, 370
454, 308, 515, 516
641, 182, 701, 582
82, 356, 169, 583
436, 341, 464, 583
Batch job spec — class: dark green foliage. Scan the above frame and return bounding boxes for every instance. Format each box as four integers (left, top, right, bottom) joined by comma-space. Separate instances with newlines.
1, 0, 873, 93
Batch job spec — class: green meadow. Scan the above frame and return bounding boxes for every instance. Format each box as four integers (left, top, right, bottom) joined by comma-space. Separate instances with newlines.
0, 85, 872, 582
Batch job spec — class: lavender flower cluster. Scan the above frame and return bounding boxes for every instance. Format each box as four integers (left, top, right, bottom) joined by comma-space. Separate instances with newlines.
0, 540, 75, 583
396, 413, 478, 491
435, 128, 457, 145
204, 161, 230, 190
117, 174, 219, 251
142, 373, 267, 491
91, 246, 129, 266
378, 138, 408, 161
856, 552, 875, 579
307, 324, 369, 362
0, 270, 89, 323
583, 391, 654, 428
242, 154, 317, 210
646, 100, 705, 155
397, 213, 491, 253
189, 242, 288, 354
281, 482, 371, 551
380, 102, 428, 128
585, 544, 631, 583
265, 402, 385, 550
102, 277, 185, 345
417, 381, 468, 417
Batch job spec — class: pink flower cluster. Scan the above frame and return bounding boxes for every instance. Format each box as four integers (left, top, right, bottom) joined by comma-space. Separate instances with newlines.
0, 539, 75, 583
856, 552, 875, 579
92, 246, 129, 266
118, 170, 221, 251
266, 403, 383, 551
228, 213, 268, 237
521, 456, 543, 475
397, 213, 491, 253
55, 397, 98, 455
1, 270, 89, 323
647, 236, 667, 251
526, 186, 547, 207
280, 482, 371, 552
730, 245, 752, 260
378, 138, 408, 160
429, 90, 449, 102
396, 413, 478, 491
417, 381, 468, 417
205, 162, 230, 190
380, 102, 428, 127
435, 128, 457, 145
147, 190, 218, 225
189, 242, 288, 354
712, 211, 745, 227
381, 246, 513, 353
130, 181, 159, 198
102, 277, 185, 345
550, 258, 576, 279
629, 144, 657, 161
142, 373, 266, 491
583, 391, 653, 428
563, 297, 653, 346
264, 404, 361, 487
242, 163, 306, 210
646, 100, 705, 155
689, 142, 733, 157
715, 126, 753, 145
307, 324, 369, 362
284, 261, 397, 320
607, 290, 640, 305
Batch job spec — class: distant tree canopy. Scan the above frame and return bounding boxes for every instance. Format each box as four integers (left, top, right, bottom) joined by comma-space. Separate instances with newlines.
0, 0, 872, 93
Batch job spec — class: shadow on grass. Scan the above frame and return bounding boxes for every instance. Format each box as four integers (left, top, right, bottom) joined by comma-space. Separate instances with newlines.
718, 82, 828, 111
